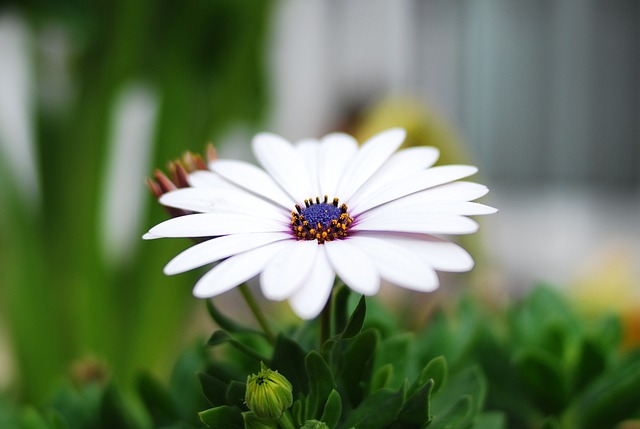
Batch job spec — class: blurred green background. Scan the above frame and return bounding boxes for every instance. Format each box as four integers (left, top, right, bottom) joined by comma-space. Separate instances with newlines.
0, 0, 274, 404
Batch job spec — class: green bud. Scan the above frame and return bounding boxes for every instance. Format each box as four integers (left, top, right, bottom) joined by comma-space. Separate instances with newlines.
242, 411, 279, 429
300, 420, 330, 429
245, 362, 293, 419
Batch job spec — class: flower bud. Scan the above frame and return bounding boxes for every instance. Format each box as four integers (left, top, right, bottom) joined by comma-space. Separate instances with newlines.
245, 362, 293, 419
301, 419, 330, 429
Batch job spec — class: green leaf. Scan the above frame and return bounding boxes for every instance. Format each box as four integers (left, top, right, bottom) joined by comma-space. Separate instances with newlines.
429, 395, 474, 429
573, 336, 607, 392
340, 296, 367, 340
333, 284, 352, 335
418, 356, 448, 395
340, 329, 378, 407
397, 378, 434, 427
572, 359, 640, 429
343, 387, 405, 429
198, 372, 229, 408
306, 351, 337, 419
320, 389, 342, 429
19, 407, 50, 429
199, 406, 244, 429
226, 380, 247, 408
137, 372, 179, 425
539, 416, 562, 429
271, 334, 309, 396
99, 384, 143, 429
292, 399, 305, 428
377, 333, 415, 389
430, 366, 486, 422
371, 364, 394, 392
169, 345, 211, 424
513, 348, 566, 413
207, 330, 268, 362
472, 412, 506, 429
45, 410, 69, 429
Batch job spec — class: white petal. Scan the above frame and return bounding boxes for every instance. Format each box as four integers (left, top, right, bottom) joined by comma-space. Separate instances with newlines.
142, 232, 160, 240
360, 196, 497, 219
159, 187, 288, 221
347, 146, 439, 209
318, 133, 358, 198
210, 159, 294, 209
352, 165, 479, 214
187, 170, 236, 189
148, 213, 287, 238
252, 132, 313, 202
295, 138, 321, 196
353, 212, 479, 235
358, 232, 475, 272
335, 128, 406, 201
325, 239, 380, 295
193, 241, 289, 298
164, 232, 291, 275
405, 181, 490, 203
288, 246, 335, 319
348, 236, 439, 292
260, 240, 318, 301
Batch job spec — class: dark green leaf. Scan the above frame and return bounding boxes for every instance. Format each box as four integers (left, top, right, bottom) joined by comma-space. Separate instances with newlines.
207, 330, 268, 362
539, 416, 562, 429
429, 395, 474, 429
99, 384, 143, 429
377, 333, 415, 389
430, 366, 486, 420
333, 285, 352, 335
573, 337, 607, 392
340, 329, 378, 407
198, 372, 229, 408
271, 334, 309, 396
513, 348, 566, 413
472, 412, 506, 429
371, 364, 394, 392
340, 296, 367, 340
199, 406, 243, 429
226, 380, 247, 408
418, 356, 448, 395
292, 399, 305, 428
397, 378, 434, 427
343, 387, 405, 429
306, 351, 337, 419
137, 372, 179, 424
573, 359, 640, 429
320, 389, 342, 429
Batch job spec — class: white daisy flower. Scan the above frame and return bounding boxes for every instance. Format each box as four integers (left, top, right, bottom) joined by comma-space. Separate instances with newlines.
145, 128, 496, 320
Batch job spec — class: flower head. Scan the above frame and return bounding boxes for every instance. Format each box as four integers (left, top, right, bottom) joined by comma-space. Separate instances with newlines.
245, 362, 293, 419
145, 128, 496, 319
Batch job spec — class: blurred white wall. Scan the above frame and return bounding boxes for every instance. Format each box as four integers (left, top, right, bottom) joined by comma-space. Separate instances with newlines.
268, 0, 640, 289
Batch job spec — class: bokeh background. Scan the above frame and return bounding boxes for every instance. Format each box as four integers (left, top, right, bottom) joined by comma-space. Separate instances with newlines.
1, 0, 638, 407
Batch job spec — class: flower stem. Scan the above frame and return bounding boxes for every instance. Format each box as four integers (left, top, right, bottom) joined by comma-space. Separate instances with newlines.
320, 292, 332, 347
278, 411, 296, 429
239, 283, 276, 344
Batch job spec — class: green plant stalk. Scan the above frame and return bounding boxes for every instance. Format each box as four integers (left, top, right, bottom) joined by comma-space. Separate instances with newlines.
320, 294, 332, 347
278, 411, 296, 429
239, 283, 276, 344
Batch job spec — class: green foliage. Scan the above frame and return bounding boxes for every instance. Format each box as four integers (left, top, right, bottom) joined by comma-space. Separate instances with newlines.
2, 285, 640, 428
